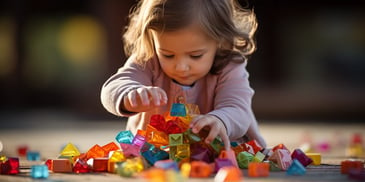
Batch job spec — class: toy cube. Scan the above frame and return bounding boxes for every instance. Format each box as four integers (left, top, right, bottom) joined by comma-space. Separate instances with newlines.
305, 153, 321, 165
237, 151, 254, 169
286, 159, 306, 175
248, 162, 270, 177
31, 165, 49, 179
170, 103, 186, 116
190, 161, 212, 178
60, 143, 80, 157
27, 151, 40, 161
341, 160, 364, 174
0, 157, 19, 174
169, 133, 183, 146
52, 159, 72, 173
73, 159, 90, 173
115, 130, 134, 144
291, 149, 313, 167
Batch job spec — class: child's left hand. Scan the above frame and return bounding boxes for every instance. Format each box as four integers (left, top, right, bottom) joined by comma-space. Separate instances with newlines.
189, 115, 231, 150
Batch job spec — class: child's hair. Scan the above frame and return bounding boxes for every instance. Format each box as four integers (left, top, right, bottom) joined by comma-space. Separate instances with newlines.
123, 0, 257, 74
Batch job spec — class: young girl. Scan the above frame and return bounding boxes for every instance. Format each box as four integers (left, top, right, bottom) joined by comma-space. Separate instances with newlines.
101, 0, 266, 150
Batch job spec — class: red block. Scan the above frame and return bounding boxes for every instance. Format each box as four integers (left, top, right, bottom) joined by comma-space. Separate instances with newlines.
245, 140, 263, 154
73, 159, 90, 173
0, 157, 19, 175
17, 145, 28, 156
93, 158, 109, 172
52, 159, 72, 173
341, 160, 364, 174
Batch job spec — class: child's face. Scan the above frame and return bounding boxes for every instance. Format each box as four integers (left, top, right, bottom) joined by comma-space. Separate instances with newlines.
152, 24, 218, 86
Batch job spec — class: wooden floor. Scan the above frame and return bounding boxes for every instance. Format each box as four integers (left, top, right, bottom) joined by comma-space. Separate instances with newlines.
0, 111, 364, 181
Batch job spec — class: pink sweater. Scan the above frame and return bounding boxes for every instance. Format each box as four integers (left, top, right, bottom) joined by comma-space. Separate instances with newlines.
101, 56, 266, 147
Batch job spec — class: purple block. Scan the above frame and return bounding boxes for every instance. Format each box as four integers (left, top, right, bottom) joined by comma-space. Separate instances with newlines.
291, 149, 313, 167
214, 158, 233, 172
286, 159, 306, 175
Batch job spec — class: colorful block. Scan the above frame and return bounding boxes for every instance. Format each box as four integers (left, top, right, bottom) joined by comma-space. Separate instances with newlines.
305, 153, 321, 165
0, 157, 19, 174
116, 157, 144, 177
237, 151, 254, 169
73, 159, 90, 173
245, 140, 263, 154
214, 158, 233, 172
27, 151, 40, 161
60, 143, 80, 157
132, 133, 146, 148
170, 103, 186, 116
341, 160, 364, 174
248, 162, 270, 177
86, 144, 106, 159
93, 158, 109, 172
120, 143, 140, 157
17, 145, 28, 156
286, 159, 306, 175
31, 165, 49, 179
101, 142, 120, 154
154, 159, 179, 171
219, 149, 238, 168
291, 149, 313, 167
190, 161, 212, 178
52, 159, 72, 173
169, 133, 183, 146
115, 130, 134, 144
253, 151, 265, 162
269, 149, 292, 170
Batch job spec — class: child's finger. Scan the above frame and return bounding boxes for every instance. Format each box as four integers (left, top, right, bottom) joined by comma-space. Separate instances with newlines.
220, 131, 231, 151
127, 90, 138, 107
136, 88, 150, 106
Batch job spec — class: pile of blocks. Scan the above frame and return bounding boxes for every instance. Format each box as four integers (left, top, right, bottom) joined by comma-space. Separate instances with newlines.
1, 103, 364, 181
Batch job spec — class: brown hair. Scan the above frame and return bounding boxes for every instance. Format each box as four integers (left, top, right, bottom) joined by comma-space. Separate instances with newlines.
123, 0, 257, 74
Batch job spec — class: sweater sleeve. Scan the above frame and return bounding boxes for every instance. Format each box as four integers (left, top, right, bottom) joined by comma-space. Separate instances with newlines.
100, 56, 155, 117
208, 61, 266, 147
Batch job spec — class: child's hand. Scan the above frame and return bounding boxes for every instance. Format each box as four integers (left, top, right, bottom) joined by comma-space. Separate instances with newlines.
122, 86, 168, 113
189, 115, 231, 150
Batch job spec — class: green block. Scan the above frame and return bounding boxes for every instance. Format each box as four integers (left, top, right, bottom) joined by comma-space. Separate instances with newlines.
169, 133, 183, 146
237, 151, 254, 169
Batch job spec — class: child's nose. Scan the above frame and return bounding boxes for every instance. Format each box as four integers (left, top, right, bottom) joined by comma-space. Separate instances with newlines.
175, 60, 189, 72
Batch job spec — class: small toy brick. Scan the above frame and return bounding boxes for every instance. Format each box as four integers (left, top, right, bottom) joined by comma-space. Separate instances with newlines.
165, 120, 183, 134
253, 151, 265, 162
341, 160, 364, 174
245, 140, 263, 154
120, 143, 140, 157
346, 143, 364, 158
145, 125, 169, 147
305, 153, 321, 165
237, 151, 254, 169
52, 159, 72, 173
31, 165, 49, 179
291, 149, 313, 167
73, 159, 90, 173
214, 166, 243, 182
115, 130, 134, 144
169, 133, 183, 146
190, 161, 212, 178
169, 144, 190, 162
60, 143, 80, 157
44, 159, 53, 170
93, 158, 109, 172
248, 162, 270, 177
139, 168, 166, 181
170, 103, 187, 116
142, 149, 169, 165
0, 155, 7, 162
214, 158, 233, 172
272, 143, 289, 152
17, 145, 28, 156
86, 144, 106, 159
101, 142, 120, 154
269, 149, 292, 170
219, 149, 238, 168
154, 159, 179, 171
286, 159, 306, 175
348, 168, 365, 181
180, 162, 191, 178
190, 143, 214, 163
116, 157, 144, 177
0, 157, 19, 175
132, 133, 146, 148
149, 115, 166, 131
27, 151, 41, 161
109, 150, 126, 162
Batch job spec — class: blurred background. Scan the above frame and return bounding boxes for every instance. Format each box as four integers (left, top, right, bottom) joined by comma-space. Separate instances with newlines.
0, 0, 364, 127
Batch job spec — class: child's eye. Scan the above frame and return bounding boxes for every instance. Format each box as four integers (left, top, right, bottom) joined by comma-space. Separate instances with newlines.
163, 54, 174, 59
190, 55, 202, 59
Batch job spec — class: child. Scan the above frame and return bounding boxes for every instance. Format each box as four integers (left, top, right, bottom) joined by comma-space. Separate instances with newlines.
101, 0, 266, 150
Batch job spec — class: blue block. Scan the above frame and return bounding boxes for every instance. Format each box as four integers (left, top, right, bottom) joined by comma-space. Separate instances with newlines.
286, 159, 306, 175
31, 165, 49, 179
115, 130, 134, 144
26, 151, 40, 161
170, 103, 186, 116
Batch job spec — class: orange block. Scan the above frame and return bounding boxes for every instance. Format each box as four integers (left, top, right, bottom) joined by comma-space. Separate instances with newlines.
341, 160, 364, 174
248, 162, 270, 177
93, 158, 109, 172
190, 161, 212, 178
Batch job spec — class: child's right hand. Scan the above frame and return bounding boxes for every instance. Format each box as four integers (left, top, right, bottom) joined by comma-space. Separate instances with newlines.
122, 86, 168, 113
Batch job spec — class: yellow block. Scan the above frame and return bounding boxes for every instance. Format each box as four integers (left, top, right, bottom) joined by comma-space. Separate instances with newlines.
306, 153, 321, 165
